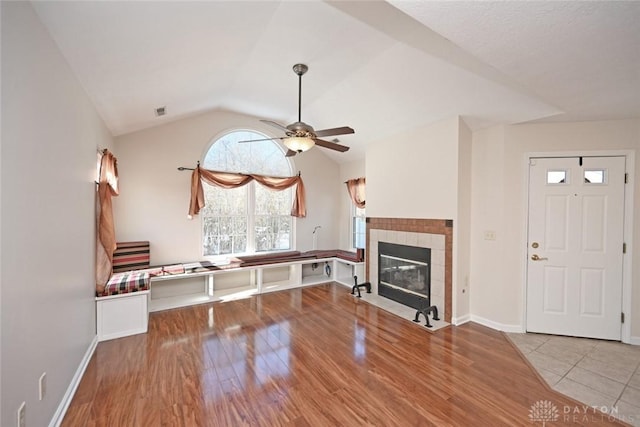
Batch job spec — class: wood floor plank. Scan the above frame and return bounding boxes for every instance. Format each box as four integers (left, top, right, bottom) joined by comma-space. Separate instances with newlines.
62, 284, 629, 426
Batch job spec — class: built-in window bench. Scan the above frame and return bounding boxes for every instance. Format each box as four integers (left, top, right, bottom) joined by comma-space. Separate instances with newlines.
96, 245, 364, 341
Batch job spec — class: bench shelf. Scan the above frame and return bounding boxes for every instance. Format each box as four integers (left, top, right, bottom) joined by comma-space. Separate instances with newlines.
97, 254, 364, 341
146, 257, 363, 311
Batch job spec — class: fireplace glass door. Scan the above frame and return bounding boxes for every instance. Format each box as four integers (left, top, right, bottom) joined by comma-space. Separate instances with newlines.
379, 255, 429, 297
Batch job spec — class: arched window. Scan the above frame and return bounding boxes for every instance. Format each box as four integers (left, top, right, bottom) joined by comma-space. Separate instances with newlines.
201, 130, 293, 256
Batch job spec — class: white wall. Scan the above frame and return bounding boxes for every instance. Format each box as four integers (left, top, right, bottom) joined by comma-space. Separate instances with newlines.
469, 126, 515, 327
1, 3, 113, 426
470, 119, 640, 337
113, 109, 342, 265
366, 117, 460, 219
0, 2, 4, 419
454, 119, 472, 321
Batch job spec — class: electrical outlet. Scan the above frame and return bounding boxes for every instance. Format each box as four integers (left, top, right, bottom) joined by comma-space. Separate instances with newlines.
483, 230, 497, 241
17, 401, 26, 427
39, 372, 47, 400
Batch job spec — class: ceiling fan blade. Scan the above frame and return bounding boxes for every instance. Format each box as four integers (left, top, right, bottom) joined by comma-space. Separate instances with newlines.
260, 120, 290, 132
285, 149, 297, 157
314, 126, 355, 138
238, 136, 285, 143
313, 138, 350, 152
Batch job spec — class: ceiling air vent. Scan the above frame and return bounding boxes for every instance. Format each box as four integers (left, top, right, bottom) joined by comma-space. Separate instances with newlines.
155, 106, 166, 117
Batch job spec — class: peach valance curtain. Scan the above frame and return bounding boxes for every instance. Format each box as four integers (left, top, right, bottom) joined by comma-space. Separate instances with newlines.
345, 177, 365, 209
96, 149, 119, 294
189, 166, 306, 218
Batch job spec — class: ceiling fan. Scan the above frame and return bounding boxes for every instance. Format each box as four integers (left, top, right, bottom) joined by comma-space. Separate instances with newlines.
241, 63, 355, 157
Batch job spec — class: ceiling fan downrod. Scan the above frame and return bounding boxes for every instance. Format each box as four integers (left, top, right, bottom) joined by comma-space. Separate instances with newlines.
293, 63, 308, 123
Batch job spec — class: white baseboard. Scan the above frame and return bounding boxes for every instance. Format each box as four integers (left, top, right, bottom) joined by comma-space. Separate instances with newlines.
49, 335, 98, 427
453, 314, 471, 325
628, 336, 640, 346
470, 314, 524, 333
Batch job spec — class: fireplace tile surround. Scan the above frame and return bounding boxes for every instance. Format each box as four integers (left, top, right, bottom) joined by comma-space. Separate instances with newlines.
366, 218, 452, 323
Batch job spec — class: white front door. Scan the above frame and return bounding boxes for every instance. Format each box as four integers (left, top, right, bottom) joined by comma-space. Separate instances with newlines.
526, 156, 625, 340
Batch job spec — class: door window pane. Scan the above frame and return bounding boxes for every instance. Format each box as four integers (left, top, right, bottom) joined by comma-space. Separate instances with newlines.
584, 170, 605, 184
547, 170, 567, 184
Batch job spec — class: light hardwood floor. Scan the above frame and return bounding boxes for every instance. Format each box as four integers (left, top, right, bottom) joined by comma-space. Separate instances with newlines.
63, 283, 629, 426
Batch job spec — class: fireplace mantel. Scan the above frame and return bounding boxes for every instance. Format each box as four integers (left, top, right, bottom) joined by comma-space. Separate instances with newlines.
366, 218, 452, 323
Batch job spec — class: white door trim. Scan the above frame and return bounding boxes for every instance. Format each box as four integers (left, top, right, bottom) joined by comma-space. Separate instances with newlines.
522, 150, 635, 344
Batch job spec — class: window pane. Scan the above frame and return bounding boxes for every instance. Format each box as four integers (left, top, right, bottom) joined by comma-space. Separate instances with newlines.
202, 186, 248, 255
203, 215, 247, 256
584, 170, 605, 184
219, 216, 232, 236
233, 216, 247, 234
233, 234, 247, 254
203, 131, 290, 176
255, 216, 272, 252
276, 217, 291, 250
203, 217, 219, 255
255, 185, 291, 215
254, 184, 292, 252
254, 215, 291, 252
353, 216, 366, 249
547, 170, 567, 184
352, 206, 366, 249
219, 235, 232, 254
202, 185, 246, 216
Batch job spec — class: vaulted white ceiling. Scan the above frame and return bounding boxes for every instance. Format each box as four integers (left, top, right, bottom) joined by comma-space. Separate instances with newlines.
32, 1, 640, 163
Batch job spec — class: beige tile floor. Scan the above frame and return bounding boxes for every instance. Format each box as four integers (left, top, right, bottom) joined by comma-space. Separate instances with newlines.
507, 333, 640, 426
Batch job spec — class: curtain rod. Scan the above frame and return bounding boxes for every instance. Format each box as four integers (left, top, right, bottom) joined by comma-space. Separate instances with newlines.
344, 177, 365, 184
177, 165, 302, 178
177, 161, 200, 171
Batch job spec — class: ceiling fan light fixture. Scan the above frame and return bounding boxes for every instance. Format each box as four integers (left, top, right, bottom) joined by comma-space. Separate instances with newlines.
284, 136, 315, 153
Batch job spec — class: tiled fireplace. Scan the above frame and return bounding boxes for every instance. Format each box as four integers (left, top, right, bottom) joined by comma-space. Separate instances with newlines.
366, 218, 452, 323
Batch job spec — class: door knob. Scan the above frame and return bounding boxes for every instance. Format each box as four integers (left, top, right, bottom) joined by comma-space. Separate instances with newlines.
531, 254, 548, 261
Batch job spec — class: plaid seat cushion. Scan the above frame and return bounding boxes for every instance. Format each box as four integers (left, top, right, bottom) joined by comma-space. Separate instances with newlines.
101, 271, 150, 296
113, 241, 150, 273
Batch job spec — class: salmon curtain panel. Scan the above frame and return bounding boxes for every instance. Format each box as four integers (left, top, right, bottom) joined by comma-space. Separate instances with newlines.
96, 149, 119, 294
188, 165, 306, 218
345, 177, 366, 208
